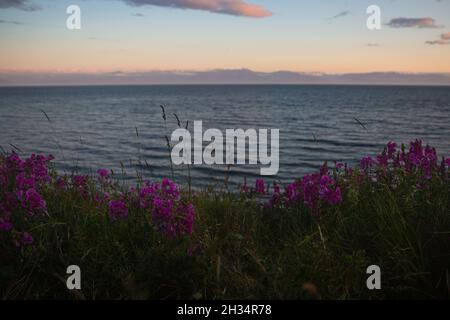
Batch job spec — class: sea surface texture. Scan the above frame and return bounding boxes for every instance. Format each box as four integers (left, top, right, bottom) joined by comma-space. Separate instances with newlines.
1, 85, 449, 187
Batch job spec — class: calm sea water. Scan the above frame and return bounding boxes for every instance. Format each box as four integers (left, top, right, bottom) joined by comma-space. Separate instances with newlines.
0, 85, 449, 188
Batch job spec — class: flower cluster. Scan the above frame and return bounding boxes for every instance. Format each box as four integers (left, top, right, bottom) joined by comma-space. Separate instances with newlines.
108, 198, 128, 220
139, 178, 195, 237
260, 140, 449, 214
273, 164, 342, 213
361, 140, 449, 189
0, 153, 52, 245
2, 139, 447, 245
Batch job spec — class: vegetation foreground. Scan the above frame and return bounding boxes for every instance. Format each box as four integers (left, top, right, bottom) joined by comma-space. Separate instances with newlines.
0, 140, 449, 299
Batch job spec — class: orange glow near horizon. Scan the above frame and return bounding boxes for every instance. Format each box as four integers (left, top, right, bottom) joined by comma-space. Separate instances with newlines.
1, 0, 450, 75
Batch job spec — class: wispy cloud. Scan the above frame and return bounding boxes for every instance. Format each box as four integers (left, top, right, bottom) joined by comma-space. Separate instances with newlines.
386, 17, 443, 28
121, 0, 272, 18
426, 40, 450, 45
426, 32, 450, 45
0, 19, 24, 25
330, 11, 350, 19
0, 0, 40, 11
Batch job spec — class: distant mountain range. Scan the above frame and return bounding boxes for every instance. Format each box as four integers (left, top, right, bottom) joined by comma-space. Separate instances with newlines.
1, 69, 450, 86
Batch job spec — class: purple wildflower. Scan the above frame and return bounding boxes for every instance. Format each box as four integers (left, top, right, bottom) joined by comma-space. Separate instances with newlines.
18, 188, 47, 215
255, 179, 265, 194
387, 142, 397, 159
360, 156, 374, 170
15, 172, 36, 191
108, 199, 128, 220
97, 169, 111, 187
97, 169, 109, 179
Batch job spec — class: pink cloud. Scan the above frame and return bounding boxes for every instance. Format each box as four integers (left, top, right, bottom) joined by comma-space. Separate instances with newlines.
123, 0, 272, 18
425, 32, 450, 45
441, 32, 450, 40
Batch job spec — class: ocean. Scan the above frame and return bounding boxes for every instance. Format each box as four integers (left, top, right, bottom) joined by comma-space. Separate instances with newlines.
1, 85, 449, 188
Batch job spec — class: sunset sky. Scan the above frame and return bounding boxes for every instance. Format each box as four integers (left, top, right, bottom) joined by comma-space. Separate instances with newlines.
1, 0, 450, 76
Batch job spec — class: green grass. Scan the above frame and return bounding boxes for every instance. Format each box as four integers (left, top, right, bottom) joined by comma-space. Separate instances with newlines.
1, 170, 449, 300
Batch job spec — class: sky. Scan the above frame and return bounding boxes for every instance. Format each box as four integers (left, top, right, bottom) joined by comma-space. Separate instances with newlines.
1, 0, 450, 83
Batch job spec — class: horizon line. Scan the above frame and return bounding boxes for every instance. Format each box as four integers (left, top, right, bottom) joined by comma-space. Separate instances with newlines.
2, 69, 450, 86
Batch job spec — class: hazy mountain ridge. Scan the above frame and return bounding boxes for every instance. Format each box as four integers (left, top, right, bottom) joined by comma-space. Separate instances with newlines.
1, 69, 450, 86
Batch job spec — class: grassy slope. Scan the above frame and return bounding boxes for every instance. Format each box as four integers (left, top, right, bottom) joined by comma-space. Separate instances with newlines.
1, 169, 449, 299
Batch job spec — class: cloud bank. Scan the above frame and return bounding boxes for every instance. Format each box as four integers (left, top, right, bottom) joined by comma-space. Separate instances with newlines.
387, 17, 442, 28
121, 0, 272, 18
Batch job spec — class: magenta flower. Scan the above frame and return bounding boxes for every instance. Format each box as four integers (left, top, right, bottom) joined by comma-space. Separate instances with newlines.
360, 156, 374, 170
108, 199, 128, 220
318, 174, 342, 206
17, 188, 47, 215
139, 183, 160, 208
97, 169, 111, 187
25, 154, 52, 184
161, 178, 180, 199
15, 173, 35, 191
97, 169, 109, 178
5, 153, 25, 172
285, 181, 302, 203
255, 179, 265, 194
73, 175, 89, 198
376, 153, 388, 167
323, 186, 342, 205
137, 178, 196, 237
73, 175, 88, 188
424, 146, 437, 163
267, 184, 282, 208
387, 142, 397, 159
